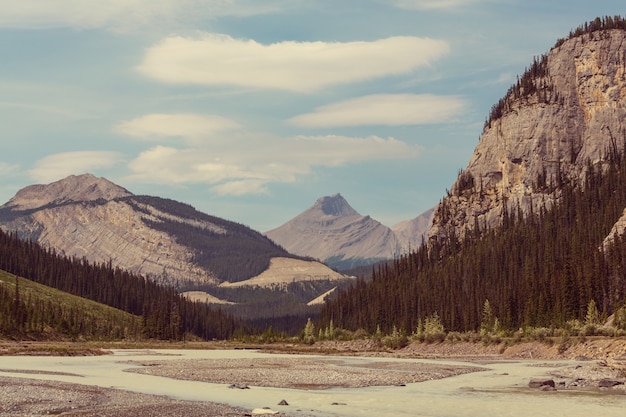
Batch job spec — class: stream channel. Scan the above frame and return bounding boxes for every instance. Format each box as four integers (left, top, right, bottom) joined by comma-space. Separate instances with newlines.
0, 349, 624, 416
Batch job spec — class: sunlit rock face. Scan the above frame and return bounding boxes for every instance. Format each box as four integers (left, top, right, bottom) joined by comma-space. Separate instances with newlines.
430, 29, 626, 244
0, 174, 218, 287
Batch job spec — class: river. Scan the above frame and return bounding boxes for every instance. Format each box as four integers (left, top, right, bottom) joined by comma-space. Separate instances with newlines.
0, 349, 624, 416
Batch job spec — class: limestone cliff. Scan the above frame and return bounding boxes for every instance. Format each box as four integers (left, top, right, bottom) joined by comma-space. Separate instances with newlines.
430, 27, 626, 243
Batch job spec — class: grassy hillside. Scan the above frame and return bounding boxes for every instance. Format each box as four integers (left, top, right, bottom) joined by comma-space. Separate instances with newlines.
0, 269, 142, 340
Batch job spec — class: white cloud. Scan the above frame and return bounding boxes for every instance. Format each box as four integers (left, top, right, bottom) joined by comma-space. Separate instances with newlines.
0, 162, 19, 176
126, 133, 420, 195
115, 113, 240, 142
29, 151, 124, 183
136, 34, 450, 92
287, 94, 467, 128
0, 0, 299, 31
391, 0, 483, 10
212, 180, 269, 196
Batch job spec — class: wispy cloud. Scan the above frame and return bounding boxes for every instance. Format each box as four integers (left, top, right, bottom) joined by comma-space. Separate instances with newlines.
136, 34, 450, 92
29, 151, 125, 183
0, 0, 301, 31
0, 162, 19, 177
115, 113, 240, 142
287, 94, 467, 128
390, 0, 484, 10
123, 122, 421, 195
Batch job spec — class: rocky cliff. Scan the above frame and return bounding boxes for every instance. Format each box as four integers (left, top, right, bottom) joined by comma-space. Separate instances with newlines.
430, 26, 626, 243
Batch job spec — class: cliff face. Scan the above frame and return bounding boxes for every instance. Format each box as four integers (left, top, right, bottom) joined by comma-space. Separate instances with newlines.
430, 29, 626, 243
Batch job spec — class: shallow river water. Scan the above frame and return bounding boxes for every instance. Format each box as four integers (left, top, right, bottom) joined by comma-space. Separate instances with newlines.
0, 349, 624, 417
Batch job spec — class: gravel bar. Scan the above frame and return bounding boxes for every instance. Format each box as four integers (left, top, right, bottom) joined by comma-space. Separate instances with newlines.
0, 376, 258, 417
125, 356, 483, 389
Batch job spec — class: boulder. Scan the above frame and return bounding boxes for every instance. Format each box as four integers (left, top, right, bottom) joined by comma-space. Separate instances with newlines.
598, 378, 624, 388
528, 379, 556, 389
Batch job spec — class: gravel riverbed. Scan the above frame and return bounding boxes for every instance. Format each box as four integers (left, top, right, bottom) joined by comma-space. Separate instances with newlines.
125, 356, 483, 390
1, 339, 626, 416
0, 376, 252, 417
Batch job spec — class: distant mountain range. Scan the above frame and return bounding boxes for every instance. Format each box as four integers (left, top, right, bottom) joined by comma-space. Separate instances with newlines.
0, 173, 436, 330
266, 193, 433, 269
0, 174, 351, 321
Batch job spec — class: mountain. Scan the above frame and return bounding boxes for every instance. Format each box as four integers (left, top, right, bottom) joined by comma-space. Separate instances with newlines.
0, 174, 345, 291
391, 207, 435, 253
265, 194, 401, 269
318, 18, 626, 335
4, 173, 132, 211
430, 20, 626, 244
266, 194, 433, 269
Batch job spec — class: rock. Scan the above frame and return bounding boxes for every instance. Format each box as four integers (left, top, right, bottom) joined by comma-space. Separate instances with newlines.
430, 29, 626, 245
228, 383, 250, 389
529, 379, 556, 388
278, 399, 289, 406
598, 378, 624, 388
540, 385, 557, 392
251, 408, 278, 415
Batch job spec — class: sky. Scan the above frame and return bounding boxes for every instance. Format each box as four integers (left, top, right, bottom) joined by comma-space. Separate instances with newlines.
0, 0, 623, 232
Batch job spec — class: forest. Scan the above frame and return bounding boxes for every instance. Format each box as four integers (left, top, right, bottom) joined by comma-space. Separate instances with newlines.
320, 148, 626, 335
0, 229, 240, 340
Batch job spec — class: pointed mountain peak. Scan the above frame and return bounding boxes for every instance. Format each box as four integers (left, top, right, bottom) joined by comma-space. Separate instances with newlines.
312, 193, 359, 217
3, 173, 133, 211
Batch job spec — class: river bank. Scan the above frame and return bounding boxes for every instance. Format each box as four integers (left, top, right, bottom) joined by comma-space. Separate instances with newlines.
1, 338, 625, 416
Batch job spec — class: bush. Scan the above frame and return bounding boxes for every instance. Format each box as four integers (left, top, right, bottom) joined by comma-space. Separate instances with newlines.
383, 326, 408, 349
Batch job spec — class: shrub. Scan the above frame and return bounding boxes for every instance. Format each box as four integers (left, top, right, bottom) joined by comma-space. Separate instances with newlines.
383, 326, 408, 349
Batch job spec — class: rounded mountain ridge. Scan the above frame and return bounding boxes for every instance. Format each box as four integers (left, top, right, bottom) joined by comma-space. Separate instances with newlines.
4, 173, 132, 211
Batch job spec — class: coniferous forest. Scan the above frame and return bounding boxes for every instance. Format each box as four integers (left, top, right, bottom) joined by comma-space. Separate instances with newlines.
0, 230, 240, 340
320, 148, 626, 335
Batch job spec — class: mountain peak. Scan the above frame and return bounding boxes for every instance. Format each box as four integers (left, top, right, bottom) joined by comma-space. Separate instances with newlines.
3, 173, 133, 211
313, 193, 358, 217
266, 194, 399, 269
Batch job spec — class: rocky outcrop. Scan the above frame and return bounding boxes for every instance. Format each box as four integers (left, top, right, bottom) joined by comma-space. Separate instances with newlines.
430, 28, 626, 243
266, 194, 401, 269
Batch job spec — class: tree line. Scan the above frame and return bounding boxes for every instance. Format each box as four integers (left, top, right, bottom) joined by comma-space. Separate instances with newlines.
0, 270, 143, 340
0, 229, 239, 340
320, 148, 626, 335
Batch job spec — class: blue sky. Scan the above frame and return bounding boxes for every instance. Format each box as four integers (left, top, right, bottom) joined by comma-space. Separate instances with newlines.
0, 0, 622, 232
